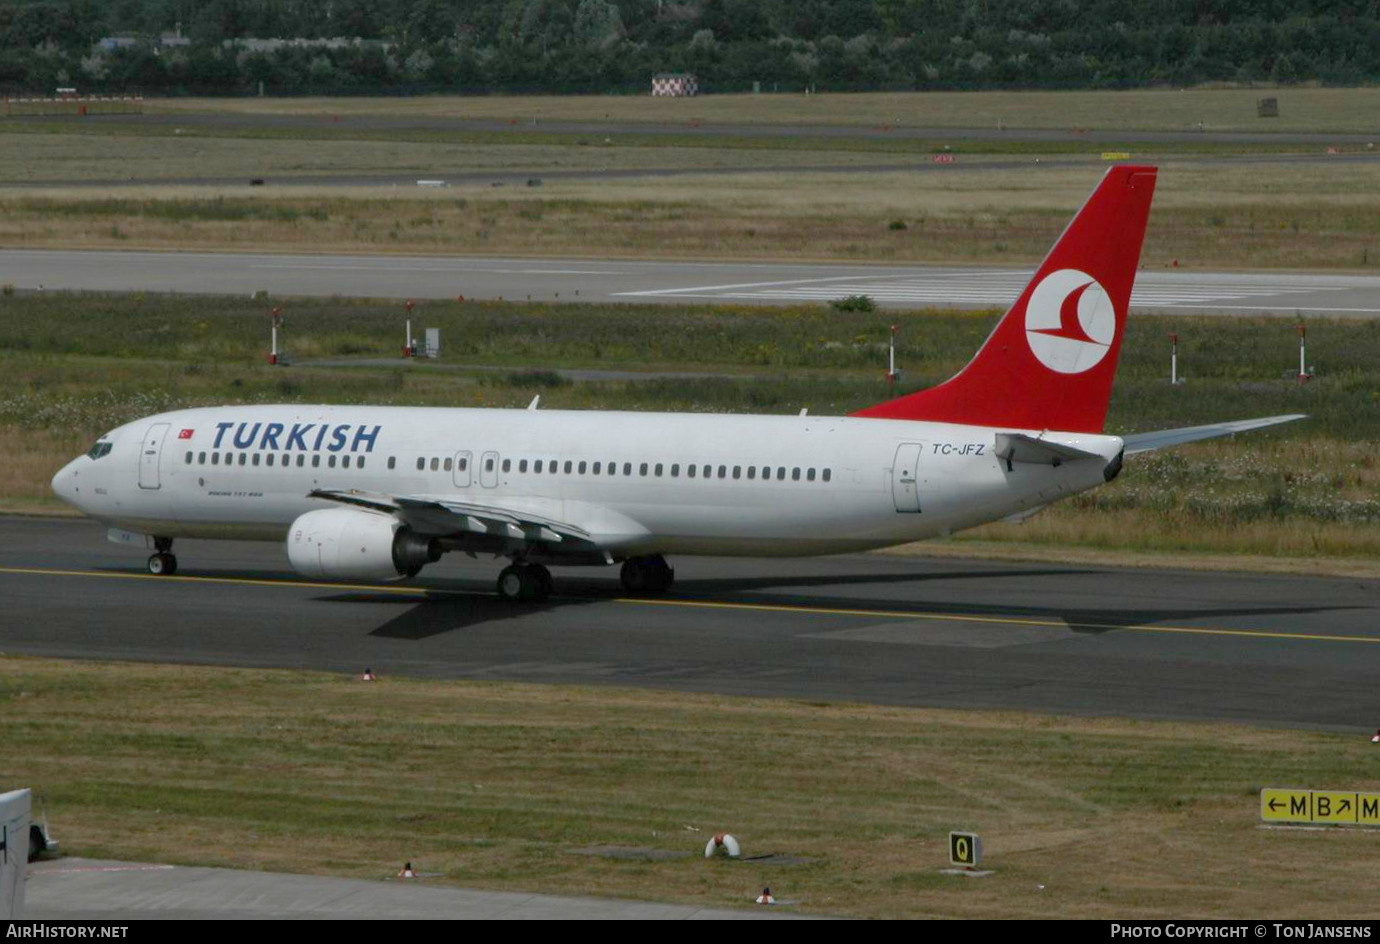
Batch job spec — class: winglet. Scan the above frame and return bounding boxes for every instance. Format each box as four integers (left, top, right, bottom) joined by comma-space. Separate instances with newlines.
852, 165, 1158, 433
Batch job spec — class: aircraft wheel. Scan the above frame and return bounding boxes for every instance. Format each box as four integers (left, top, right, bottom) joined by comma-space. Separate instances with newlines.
528, 564, 553, 601
646, 554, 674, 590
497, 565, 527, 601
620, 558, 648, 592
147, 553, 177, 576
621, 556, 672, 594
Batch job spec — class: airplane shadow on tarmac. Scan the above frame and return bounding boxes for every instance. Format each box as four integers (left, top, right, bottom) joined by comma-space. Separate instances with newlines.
300, 567, 1366, 642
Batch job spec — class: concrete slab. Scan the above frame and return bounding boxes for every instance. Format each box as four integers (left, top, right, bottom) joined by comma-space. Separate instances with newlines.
24, 858, 807, 920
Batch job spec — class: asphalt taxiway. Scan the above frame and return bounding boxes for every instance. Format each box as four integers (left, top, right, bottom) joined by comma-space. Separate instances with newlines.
5, 249, 1380, 316
3, 516, 1377, 729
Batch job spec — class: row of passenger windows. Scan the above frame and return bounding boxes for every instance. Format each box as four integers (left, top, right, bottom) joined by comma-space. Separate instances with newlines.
185, 451, 367, 470
183, 449, 832, 484
415, 454, 832, 483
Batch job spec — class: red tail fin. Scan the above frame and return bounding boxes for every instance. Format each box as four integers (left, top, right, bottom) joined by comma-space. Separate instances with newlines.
852, 165, 1157, 433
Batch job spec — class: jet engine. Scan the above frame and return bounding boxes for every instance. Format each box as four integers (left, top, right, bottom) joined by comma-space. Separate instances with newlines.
286, 508, 440, 581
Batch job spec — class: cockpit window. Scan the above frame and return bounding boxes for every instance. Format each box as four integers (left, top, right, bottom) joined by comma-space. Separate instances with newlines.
86, 441, 113, 460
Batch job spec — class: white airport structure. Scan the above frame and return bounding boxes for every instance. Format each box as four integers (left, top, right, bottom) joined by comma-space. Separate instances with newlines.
652, 73, 699, 96
1, 788, 31, 919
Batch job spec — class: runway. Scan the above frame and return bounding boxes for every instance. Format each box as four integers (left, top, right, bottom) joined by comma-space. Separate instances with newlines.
4, 517, 1377, 729
6, 248, 1380, 315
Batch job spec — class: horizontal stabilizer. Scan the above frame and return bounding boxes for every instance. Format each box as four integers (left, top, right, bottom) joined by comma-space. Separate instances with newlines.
994, 432, 1105, 467
1122, 414, 1307, 455
1000, 503, 1050, 524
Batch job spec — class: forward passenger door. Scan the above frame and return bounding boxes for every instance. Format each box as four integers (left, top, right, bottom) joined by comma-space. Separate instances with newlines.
138, 423, 170, 490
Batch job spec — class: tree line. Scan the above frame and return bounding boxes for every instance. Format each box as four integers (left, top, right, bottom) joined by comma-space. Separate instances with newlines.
2, 0, 1380, 95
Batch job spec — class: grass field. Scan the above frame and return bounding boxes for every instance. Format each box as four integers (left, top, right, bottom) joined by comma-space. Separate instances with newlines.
6, 90, 1380, 267
0, 130, 914, 183
3, 292, 1375, 565
7, 656, 1380, 919
151, 88, 1380, 134
7, 159, 1380, 268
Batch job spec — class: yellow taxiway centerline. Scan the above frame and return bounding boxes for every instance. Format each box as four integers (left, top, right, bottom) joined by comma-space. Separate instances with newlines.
614, 595, 1380, 646
0, 565, 437, 596
1, 564, 1374, 646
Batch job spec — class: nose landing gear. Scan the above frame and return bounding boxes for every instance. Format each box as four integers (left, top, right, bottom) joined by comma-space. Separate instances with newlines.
147, 537, 177, 576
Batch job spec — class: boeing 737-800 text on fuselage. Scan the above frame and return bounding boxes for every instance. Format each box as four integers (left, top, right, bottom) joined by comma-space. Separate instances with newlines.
51, 166, 1302, 601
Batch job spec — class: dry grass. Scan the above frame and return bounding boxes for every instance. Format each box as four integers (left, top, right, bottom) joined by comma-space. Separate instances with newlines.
0, 426, 86, 514
934, 438, 1380, 561
5, 160, 1380, 267
7, 656, 1380, 919
152, 88, 1380, 134
0, 131, 894, 184
962, 509, 1380, 559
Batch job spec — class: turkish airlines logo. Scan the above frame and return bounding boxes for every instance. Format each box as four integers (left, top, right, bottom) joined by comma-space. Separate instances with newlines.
1024, 269, 1116, 374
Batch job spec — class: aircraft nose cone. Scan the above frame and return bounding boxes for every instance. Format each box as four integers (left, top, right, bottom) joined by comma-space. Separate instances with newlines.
51, 460, 78, 504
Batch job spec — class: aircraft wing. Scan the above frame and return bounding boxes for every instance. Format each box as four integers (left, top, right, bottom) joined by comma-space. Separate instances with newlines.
307, 488, 646, 563
309, 487, 592, 541
1122, 414, 1307, 456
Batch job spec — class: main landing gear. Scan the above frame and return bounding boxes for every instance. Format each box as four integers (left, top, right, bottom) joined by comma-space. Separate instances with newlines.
147, 537, 177, 576
620, 554, 674, 593
495, 555, 674, 602
496, 562, 553, 602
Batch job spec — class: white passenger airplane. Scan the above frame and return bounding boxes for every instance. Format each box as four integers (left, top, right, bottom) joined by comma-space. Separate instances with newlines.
51, 165, 1302, 601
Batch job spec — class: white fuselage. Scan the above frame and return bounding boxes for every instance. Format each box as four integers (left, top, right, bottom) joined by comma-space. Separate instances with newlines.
52, 405, 1123, 559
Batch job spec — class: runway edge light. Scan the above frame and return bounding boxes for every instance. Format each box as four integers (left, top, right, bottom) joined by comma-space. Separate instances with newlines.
704, 832, 741, 858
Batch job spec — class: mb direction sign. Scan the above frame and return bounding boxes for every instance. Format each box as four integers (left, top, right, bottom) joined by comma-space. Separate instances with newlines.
1261, 788, 1380, 826
949, 831, 982, 868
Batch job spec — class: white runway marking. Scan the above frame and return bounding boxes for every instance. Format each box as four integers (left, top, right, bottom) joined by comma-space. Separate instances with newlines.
616, 272, 1348, 309
252, 263, 628, 276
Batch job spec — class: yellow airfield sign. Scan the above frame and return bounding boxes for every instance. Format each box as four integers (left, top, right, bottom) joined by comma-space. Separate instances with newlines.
1261, 788, 1380, 825
949, 831, 982, 867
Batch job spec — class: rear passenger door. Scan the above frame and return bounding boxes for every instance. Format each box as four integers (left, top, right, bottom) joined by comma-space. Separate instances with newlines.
892, 443, 923, 513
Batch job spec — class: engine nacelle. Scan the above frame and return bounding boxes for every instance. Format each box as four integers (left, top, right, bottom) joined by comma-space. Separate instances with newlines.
286, 508, 439, 581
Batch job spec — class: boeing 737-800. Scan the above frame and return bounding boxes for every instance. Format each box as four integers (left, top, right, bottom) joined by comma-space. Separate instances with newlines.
51, 165, 1302, 601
